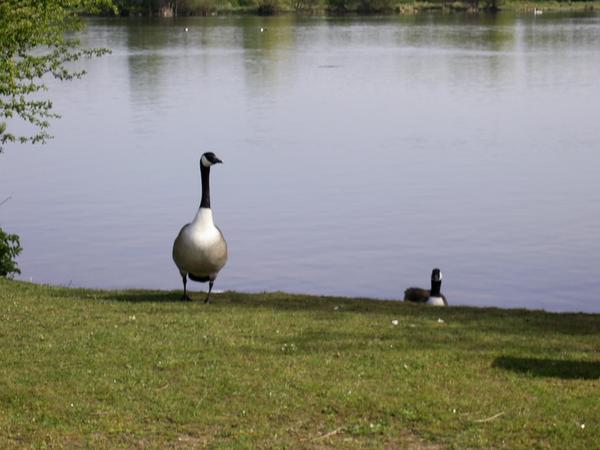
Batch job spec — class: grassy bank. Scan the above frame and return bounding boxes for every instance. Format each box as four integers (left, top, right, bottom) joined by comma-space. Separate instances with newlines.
1, 279, 598, 448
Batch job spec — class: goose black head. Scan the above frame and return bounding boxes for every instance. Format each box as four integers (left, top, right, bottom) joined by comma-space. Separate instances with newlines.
201, 152, 223, 168
431, 268, 442, 283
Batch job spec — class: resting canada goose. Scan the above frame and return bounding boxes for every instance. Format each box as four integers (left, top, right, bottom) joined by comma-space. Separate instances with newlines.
404, 268, 448, 306
172, 152, 228, 303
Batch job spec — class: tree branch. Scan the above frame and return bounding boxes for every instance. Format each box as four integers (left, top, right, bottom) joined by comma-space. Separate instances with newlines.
0, 195, 12, 207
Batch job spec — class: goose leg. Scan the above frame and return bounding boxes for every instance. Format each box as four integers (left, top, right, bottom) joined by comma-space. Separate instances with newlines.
181, 274, 192, 301
204, 280, 214, 304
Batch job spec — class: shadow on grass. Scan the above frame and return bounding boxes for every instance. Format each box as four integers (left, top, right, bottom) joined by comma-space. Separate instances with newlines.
105, 290, 187, 303
100, 289, 409, 313
42, 287, 185, 303
493, 356, 600, 380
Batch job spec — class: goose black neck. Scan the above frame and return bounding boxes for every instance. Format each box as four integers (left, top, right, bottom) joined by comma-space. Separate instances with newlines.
200, 164, 211, 209
430, 280, 442, 297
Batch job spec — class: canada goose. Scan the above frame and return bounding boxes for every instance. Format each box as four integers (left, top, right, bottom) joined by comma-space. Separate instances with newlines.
172, 152, 228, 303
404, 268, 448, 306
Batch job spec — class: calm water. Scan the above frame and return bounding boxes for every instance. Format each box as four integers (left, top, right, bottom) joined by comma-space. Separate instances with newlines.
1, 14, 600, 313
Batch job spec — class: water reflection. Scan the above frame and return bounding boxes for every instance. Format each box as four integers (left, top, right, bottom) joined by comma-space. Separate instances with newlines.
240, 16, 298, 94
1, 13, 599, 313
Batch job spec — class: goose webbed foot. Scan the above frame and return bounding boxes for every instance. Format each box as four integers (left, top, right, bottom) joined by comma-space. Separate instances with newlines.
181, 294, 192, 301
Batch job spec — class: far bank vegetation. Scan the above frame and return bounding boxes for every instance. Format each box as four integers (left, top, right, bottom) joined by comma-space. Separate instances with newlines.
113, 0, 538, 16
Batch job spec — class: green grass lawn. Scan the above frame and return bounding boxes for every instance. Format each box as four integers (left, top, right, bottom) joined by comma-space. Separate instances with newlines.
1, 279, 598, 448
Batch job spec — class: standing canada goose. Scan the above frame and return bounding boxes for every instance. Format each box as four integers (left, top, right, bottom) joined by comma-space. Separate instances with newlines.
404, 268, 448, 306
172, 152, 228, 303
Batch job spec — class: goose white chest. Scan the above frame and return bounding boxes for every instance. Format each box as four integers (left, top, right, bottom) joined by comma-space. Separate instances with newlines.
184, 208, 223, 247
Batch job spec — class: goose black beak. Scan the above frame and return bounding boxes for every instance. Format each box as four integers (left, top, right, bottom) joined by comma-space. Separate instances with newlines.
215, 158, 223, 164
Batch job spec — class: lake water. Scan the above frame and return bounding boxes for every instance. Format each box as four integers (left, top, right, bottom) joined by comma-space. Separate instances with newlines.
1, 13, 600, 313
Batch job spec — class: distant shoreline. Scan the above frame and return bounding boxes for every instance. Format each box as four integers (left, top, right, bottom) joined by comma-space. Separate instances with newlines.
94, 1, 599, 18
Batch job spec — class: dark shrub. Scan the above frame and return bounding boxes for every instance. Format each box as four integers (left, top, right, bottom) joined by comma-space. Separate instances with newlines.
0, 227, 22, 278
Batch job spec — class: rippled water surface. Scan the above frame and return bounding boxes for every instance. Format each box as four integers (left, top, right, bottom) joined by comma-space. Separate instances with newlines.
2, 13, 600, 312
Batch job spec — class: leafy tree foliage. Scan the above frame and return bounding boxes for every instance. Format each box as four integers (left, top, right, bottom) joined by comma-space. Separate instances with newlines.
0, 0, 115, 150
